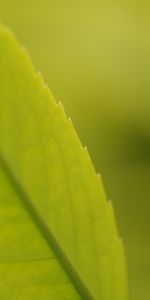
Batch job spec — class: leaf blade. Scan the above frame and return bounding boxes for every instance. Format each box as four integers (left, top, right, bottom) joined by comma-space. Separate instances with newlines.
0, 24, 128, 300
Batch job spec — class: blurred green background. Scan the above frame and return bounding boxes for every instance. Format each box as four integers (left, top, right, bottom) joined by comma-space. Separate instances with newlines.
1, 1, 150, 299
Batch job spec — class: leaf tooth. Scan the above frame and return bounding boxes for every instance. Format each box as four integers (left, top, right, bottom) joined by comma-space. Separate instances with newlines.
67, 116, 72, 123
16, 42, 58, 112
57, 101, 77, 132
97, 172, 101, 179
83, 145, 88, 151
35, 71, 58, 108
58, 101, 68, 119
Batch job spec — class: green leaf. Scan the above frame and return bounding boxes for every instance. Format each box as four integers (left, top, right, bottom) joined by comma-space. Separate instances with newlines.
0, 24, 128, 300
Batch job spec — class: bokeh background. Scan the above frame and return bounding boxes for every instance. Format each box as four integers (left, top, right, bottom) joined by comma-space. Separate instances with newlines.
1, 1, 150, 299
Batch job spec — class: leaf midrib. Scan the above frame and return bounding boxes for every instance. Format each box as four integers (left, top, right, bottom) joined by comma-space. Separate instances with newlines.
0, 152, 94, 300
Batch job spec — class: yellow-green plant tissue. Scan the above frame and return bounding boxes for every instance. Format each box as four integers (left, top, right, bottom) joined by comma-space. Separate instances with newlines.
0, 24, 128, 300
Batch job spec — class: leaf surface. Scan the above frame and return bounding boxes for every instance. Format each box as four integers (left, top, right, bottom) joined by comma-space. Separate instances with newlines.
0, 24, 128, 300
